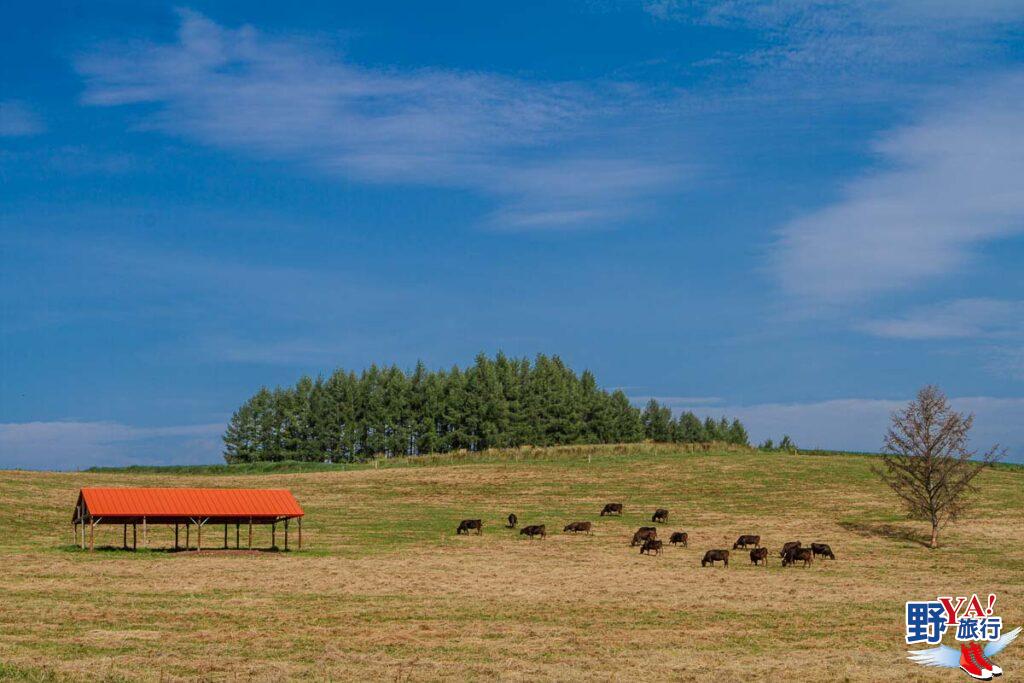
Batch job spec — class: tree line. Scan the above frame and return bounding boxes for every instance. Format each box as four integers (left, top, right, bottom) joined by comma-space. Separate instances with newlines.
223, 353, 751, 463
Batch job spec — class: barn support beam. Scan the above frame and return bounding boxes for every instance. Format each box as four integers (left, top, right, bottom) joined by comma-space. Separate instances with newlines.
272, 521, 277, 550
235, 523, 240, 549
133, 523, 137, 550
223, 524, 228, 550
142, 516, 148, 548
185, 522, 190, 550
123, 524, 127, 549
174, 524, 179, 550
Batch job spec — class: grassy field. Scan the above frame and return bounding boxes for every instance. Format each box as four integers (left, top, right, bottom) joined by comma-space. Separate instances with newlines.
1, 444, 1021, 681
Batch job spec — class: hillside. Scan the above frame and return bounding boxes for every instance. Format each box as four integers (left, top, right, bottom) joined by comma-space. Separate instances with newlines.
1, 444, 1022, 681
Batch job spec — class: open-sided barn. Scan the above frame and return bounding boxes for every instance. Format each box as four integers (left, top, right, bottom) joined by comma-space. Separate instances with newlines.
72, 487, 305, 551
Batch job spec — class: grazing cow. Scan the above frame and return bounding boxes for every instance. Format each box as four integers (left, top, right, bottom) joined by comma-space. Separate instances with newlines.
456, 519, 483, 535
733, 534, 761, 549
640, 539, 663, 555
783, 547, 813, 567
810, 542, 835, 560
563, 521, 592, 534
520, 524, 546, 539
750, 547, 769, 566
631, 527, 657, 546
651, 509, 669, 524
779, 541, 801, 558
701, 549, 730, 567
669, 531, 689, 547
507, 513, 518, 529
600, 503, 623, 516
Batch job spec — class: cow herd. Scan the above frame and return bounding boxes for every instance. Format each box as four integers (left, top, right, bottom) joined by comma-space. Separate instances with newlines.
456, 504, 837, 568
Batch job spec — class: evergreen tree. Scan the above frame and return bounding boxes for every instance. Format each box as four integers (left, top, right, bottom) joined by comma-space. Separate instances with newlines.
674, 411, 705, 443
727, 418, 749, 446
642, 399, 674, 442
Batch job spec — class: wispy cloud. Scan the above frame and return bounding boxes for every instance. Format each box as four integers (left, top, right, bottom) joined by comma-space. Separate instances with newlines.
0, 100, 44, 137
75, 9, 682, 229
771, 71, 1024, 307
859, 299, 1024, 340
0, 420, 224, 470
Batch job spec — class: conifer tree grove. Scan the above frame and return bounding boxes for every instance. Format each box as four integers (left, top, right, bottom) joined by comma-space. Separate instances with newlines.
222, 353, 748, 462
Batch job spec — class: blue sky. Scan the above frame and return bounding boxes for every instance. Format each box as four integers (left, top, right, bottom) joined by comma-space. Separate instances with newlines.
3, 1, 1024, 468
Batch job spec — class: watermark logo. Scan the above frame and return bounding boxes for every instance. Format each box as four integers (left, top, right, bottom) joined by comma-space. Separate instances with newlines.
906, 593, 1019, 680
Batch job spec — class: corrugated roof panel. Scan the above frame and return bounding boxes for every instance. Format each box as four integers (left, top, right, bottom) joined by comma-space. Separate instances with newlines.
78, 488, 304, 518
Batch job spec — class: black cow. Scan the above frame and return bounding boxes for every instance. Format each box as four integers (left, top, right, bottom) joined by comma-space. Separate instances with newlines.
810, 542, 835, 560
750, 547, 769, 566
456, 519, 482, 535
600, 503, 623, 516
651, 509, 669, 524
783, 547, 813, 567
507, 513, 518, 529
563, 521, 592, 534
640, 539, 663, 555
631, 527, 657, 546
520, 524, 546, 539
733, 534, 761, 549
701, 549, 730, 567
780, 541, 801, 558
669, 531, 689, 547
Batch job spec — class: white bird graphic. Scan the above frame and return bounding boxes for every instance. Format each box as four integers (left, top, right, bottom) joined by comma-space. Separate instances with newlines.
908, 626, 1019, 677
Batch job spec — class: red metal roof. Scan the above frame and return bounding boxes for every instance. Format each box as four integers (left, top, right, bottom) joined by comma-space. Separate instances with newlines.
77, 487, 304, 520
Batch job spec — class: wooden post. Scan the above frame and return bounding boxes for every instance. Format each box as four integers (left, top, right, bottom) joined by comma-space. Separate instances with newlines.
174, 524, 179, 550
223, 524, 228, 549
143, 516, 148, 549
89, 519, 95, 551
248, 518, 253, 549
186, 523, 190, 550
298, 518, 302, 551
133, 523, 137, 550
235, 523, 240, 549
285, 519, 289, 552
123, 524, 127, 549
272, 521, 276, 550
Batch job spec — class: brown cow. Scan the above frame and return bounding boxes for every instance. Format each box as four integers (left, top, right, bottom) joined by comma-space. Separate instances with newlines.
733, 534, 760, 549
520, 524, 546, 539
640, 539, 663, 555
600, 503, 623, 516
631, 527, 657, 546
507, 513, 518, 529
563, 521, 592, 534
669, 531, 689, 547
651, 508, 669, 524
750, 547, 769, 566
456, 519, 482, 535
779, 541, 801, 558
810, 542, 835, 560
701, 549, 730, 567
783, 547, 813, 567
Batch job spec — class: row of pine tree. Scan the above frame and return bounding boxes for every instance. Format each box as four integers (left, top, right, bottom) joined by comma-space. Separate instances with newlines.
222, 353, 750, 463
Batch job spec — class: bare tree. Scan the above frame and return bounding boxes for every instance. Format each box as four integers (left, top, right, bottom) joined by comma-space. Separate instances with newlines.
874, 385, 1003, 548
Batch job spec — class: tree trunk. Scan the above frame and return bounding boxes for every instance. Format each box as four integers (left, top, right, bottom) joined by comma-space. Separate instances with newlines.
930, 523, 939, 549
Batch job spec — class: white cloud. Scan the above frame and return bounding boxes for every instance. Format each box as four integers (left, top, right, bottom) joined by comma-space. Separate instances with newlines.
859, 299, 1024, 339
75, 10, 682, 229
0, 100, 44, 137
0, 420, 224, 470
771, 71, 1024, 306
666, 396, 1024, 461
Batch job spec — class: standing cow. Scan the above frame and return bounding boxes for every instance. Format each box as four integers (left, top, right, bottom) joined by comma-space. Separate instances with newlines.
701, 549, 730, 567
520, 524, 546, 539
750, 547, 769, 566
669, 532, 689, 547
456, 519, 483, 535
733, 535, 760, 549
651, 509, 669, 524
507, 513, 518, 529
810, 542, 835, 560
600, 503, 623, 516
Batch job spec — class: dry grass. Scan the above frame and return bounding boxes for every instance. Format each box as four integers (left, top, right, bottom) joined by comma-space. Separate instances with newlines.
0, 446, 1022, 681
